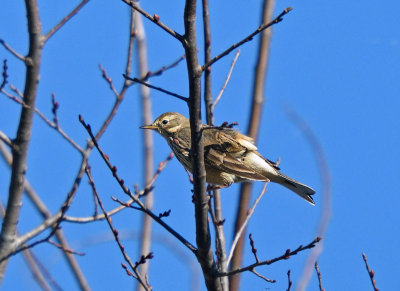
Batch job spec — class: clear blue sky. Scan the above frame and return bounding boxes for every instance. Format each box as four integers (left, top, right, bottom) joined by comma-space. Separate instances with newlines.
1, 0, 399, 290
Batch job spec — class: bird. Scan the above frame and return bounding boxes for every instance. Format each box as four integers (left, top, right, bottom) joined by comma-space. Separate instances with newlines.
141, 112, 315, 205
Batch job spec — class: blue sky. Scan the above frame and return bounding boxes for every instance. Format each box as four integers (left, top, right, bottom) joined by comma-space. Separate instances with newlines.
1, 0, 400, 290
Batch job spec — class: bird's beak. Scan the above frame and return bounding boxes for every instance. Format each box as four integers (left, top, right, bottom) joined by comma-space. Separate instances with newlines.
140, 124, 157, 130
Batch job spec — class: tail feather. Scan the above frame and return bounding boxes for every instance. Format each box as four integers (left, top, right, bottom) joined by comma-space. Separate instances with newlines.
276, 173, 315, 205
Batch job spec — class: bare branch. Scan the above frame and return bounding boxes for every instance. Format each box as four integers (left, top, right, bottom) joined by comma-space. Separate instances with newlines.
85, 165, 150, 290
362, 253, 379, 291
99, 64, 120, 98
250, 269, 275, 283
135, 10, 155, 289
0, 131, 12, 148
66, 152, 172, 223
218, 237, 321, 277
230, 2, 276, 288
4, 87, 84, 153
0, 0, 43, 280
120, 0, 184, 42
183, 0, 221, 289
1, 59, 8, 90
79, 116, 197, 253
286, 105, 332, 290
124, 76, 189, 102
139, 54, 186, 82
315, 261, 324, 291
0, 40, 25, 61
227, 182, 268, 265
210, 49, 240, 112
286, 270, 292, 291
47, 240, 85, 256
202, 7, 292, 70
202, 0, 213, 124
43, 0, 90, 43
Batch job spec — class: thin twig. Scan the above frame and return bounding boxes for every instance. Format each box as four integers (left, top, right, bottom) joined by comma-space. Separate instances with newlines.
1, 59, 8, 90
79, 116, 197, 254
286, 105, 332, 290
227, 182, 268, 265
287, 270, 292, 291
362, 253, 379, 291
230, 2, 276, 288
47, 240, 85, 256
66, 151, 172, 223
124, 76, 189, 102
210, 49, 240, 112
85, 165, 150, 290
99, 64, 120, 98
4, 86, 84, 153
250, 269, 275, 283
315, 261, 324, 291
202, 7, 292, 70
0, 39, 25, 61
218, 237, 321, 277
140, 54, 186, 82
43, 0, 90, 43
120, 0, 184, 42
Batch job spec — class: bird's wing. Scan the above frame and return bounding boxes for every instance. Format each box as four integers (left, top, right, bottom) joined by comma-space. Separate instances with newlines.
204, 129, 267, 180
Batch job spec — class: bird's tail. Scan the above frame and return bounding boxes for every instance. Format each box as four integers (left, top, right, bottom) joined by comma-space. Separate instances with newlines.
276, 173, 315, 205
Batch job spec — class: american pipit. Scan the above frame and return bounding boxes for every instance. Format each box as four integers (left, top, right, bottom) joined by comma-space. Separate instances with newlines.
141, 112, 315, 205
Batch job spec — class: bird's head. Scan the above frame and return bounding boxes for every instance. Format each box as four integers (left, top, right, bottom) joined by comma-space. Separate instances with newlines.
140, 112, 189, 138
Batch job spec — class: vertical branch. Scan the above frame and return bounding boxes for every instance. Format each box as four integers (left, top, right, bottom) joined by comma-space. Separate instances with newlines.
202, 0, 228, 289
0, 0, 43, 282
202, 0, 213, 125
230, 1, 275, 290
135, 8, 155, 290
183, 0, 221, 290
289, 106, 332, 291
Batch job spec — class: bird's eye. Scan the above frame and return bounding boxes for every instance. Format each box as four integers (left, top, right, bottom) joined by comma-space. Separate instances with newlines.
162, 119, 169, 125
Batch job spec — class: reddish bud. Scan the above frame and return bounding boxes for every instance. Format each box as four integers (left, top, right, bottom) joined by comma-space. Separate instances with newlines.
113, 229, 119, 236
154, 14, 160, 22
105, 154, 109, 160
284, 249, 291, 259
112, 166, 117, 173
120, 179, 124, 185
370, 270, 375, 277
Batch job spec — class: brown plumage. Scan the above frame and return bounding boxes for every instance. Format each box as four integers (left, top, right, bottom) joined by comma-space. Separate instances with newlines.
141, 112, 315, 205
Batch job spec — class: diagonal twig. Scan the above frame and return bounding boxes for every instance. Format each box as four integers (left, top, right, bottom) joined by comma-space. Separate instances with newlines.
315, 261, 324, 291
0, 39, 25, 61
218, 237, 321, 277
362, 253, 379, 291
120, 0, 184, 42
124, 76, 189, 102
79, 116, 197, 254
43, 0, 90, 43
227, 182, 268, 265
211, 49, 240, 112
202, 7, 292, 70
85, 165, 150, 290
